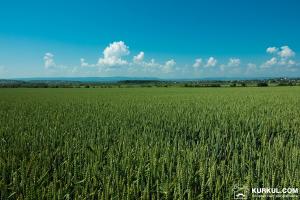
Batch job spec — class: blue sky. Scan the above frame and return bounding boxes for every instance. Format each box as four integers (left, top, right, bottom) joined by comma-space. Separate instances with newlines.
0, 0, 300, 78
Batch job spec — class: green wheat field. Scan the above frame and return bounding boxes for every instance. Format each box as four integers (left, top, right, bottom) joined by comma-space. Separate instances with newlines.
1, 87, 300, 199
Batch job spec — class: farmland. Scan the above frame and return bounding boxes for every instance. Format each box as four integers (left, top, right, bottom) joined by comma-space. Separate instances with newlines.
1, 87, 300, 199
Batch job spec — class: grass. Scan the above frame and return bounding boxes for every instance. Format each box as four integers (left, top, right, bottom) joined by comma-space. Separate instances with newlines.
1, 87, 300, 199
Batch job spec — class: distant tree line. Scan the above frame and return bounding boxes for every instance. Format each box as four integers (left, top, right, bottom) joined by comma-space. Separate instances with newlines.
1, 78, 300, 88
184, 83, 221, 87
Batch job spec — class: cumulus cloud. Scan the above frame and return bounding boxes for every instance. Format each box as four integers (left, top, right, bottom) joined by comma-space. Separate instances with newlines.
227, 58, 241, 67
131, 52, 162, 72
278, 59, 293, 66
133, 51, 144, 63
44, 53, 56, 69
78, 42, 179, 76
144, 59, 159, 68
277, 46, 296, 67
80, 58, 89, 67
266, 47, 278, 54
262, 46, 297, 69
43, 52, 81, 76
132, 51, 177, 74
219, 58, 241, 73
98, 41, 129, 66
162, 59, 176, 73
42, 42, 298, 77
278, 46, 295, 58
80, 58, 97, 67
288, 60, 296, 65
262, 57, 277, 68
193, 58, 202, 68
205, 57, 217, 67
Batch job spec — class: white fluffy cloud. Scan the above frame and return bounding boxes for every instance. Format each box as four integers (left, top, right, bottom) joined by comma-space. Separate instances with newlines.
98, 41, 129, 66
43, 42, 298, 77
44, 53, 56, 69
278, 46, 295, 58
162, 59, 176, 73
132, 52, 163, 72
262, 46, 297, 69
80, 58, 89, 67
144, 59, 159, 68
266, 47, 278, 54
205, 57, 217, 67
262, 57, 277, 68
133, 52, 144, 63
219, 58, 241, 73
193, 58, 202, 68
228, 58, 240, 67
277, 46, 296, 66
80, 58, 97, 67
79, 42, 178, 75
43, 52, 77, 76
